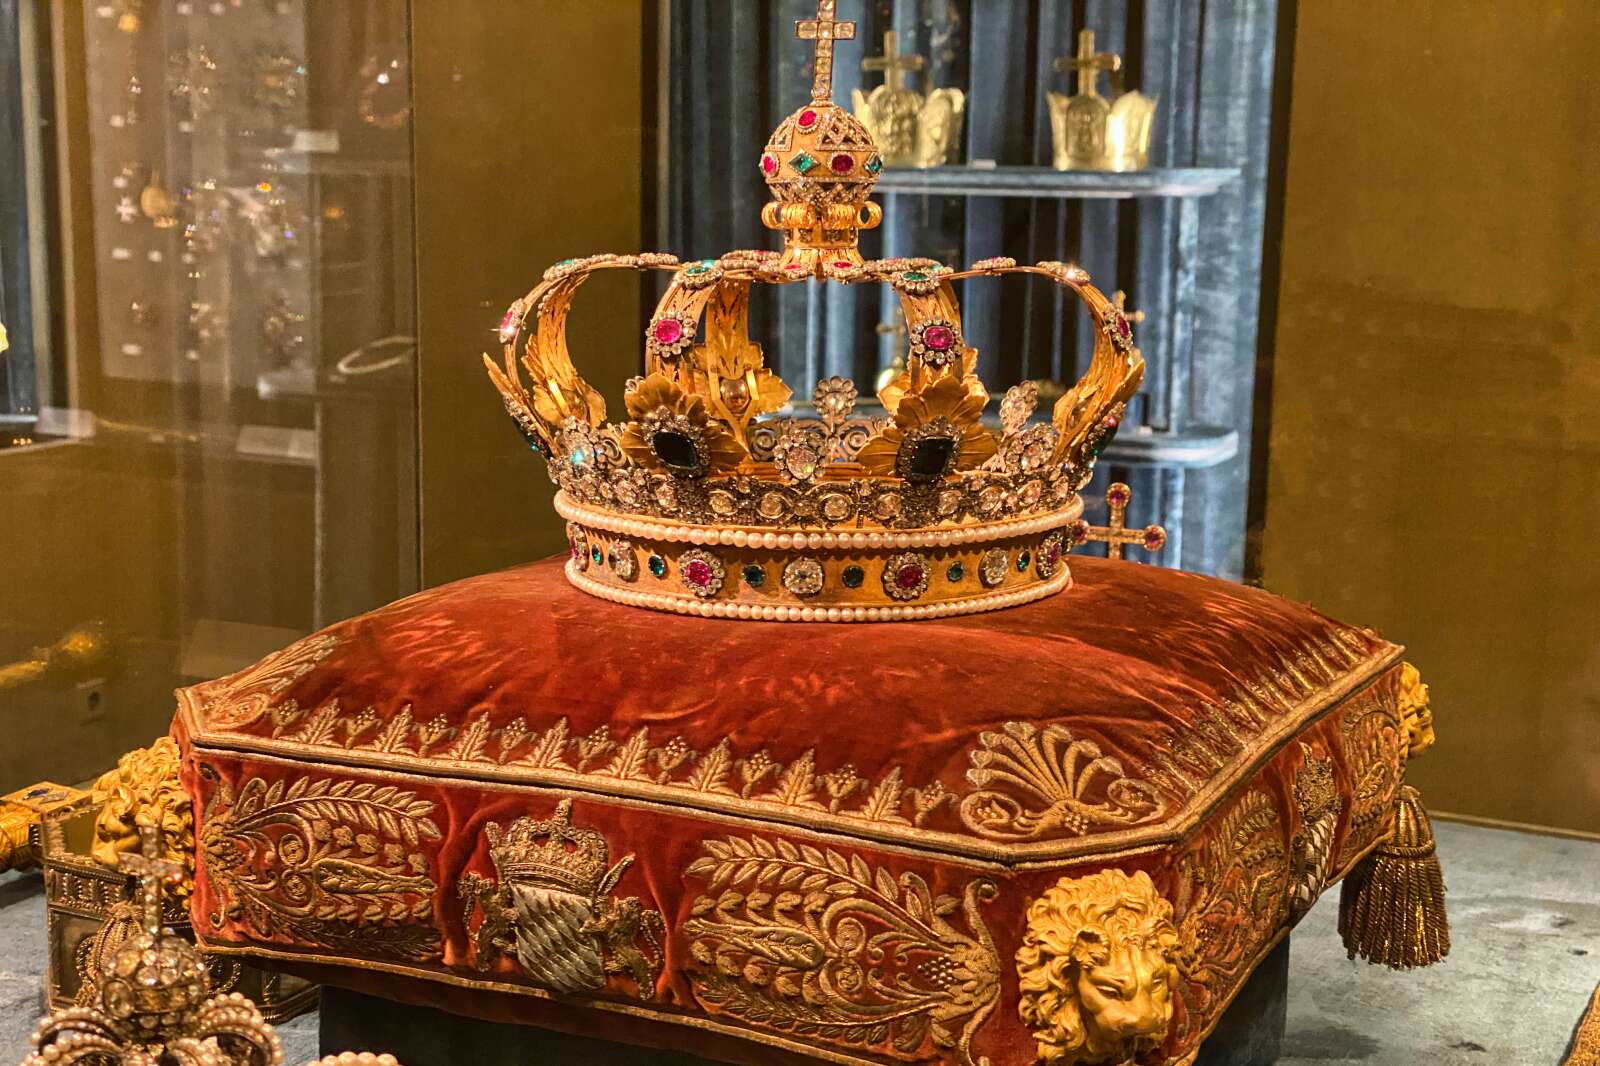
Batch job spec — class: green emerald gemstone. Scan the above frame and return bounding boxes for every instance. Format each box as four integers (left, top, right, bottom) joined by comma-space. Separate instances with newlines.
790, 152, 818, 175
903, 271, 928, 282
648, 554, 667, 578
842, 566, 865, 589
1016, 550, 1031, 572
743, 564, 766, 588
866, 154, 883, 174
591, 546, 604, 565
947, 562, 965, 583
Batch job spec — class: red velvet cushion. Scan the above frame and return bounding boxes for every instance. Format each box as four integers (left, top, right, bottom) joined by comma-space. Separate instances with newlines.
175, 555, 1407, 1066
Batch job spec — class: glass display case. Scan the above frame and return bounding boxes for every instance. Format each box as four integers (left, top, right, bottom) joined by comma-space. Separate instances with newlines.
0, 1, 418, 785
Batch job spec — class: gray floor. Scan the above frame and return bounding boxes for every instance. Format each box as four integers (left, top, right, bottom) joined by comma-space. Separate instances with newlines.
1, 822, 1595, 1065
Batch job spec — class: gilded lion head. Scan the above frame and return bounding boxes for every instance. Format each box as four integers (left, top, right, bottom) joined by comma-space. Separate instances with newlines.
1398, 662, 1435, 759
1016, 868, 1181, 1065
92, 737, 194, 898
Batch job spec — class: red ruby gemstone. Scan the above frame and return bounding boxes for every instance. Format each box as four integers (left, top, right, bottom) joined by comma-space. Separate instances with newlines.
1144, 528, 1167, 550
830, 153, 854, 174
653, 319, 684, 345
923, 325, 956, 350
1107, 484, 1131, 507
1045, 543, 1061, 566
1070, 520, 1090, 544
569, 539, 581, 560
684, 560, 713, 587
799, 108, 818, 127
760, 154, 778, 175
895, 565, 925, 591
1117, 315, 1132, 339
833, 260, 853, 269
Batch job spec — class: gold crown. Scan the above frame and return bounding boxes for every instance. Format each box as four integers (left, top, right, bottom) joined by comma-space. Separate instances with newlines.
486, 799, 613, 898
1047, 29, 1158, 172
486, 1, 1147, 622
851, 31, 965, 168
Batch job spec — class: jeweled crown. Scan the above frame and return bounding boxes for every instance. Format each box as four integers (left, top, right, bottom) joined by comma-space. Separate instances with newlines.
486, 799, 610, 898
486, 1, 1145, 622
1047, 29, 1159, 172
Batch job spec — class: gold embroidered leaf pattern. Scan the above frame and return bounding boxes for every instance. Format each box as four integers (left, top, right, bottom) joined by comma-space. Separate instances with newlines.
1335, 681, 1403, 867
198, 765, 442, 962
684, 834, 999, 1066
197, 633, 341, 729
685, 740, 735, 794
522, 717, 571, 769
959, 721, 1166, 840
598, 728, 654, 781
1172, 788, 1289, 1045
770, 751, 824, 810
446, 715, 495, 764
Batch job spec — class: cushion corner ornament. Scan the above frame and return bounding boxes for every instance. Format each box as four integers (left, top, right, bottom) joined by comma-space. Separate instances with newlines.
1016, 868, 1181, 1066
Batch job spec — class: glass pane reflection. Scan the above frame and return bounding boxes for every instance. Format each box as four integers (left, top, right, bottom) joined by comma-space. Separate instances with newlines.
0, 1, 417, 786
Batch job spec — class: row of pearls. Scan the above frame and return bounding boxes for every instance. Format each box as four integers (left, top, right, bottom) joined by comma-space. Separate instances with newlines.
556, 492, 1081, 549
568, 560, 1071, 623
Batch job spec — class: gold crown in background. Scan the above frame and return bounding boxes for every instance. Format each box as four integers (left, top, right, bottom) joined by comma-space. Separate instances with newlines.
851, 31, 965, 168
1048, 29, 1158, 172
486, 1, 1148, 622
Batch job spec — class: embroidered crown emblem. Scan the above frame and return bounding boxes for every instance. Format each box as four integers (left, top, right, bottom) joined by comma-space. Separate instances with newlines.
461, 801, 666, 1001
486, 801, 611, 897
487, 0, 1155, 622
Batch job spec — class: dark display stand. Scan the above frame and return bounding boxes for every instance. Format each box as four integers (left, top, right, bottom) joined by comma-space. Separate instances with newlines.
319, 940, 1289, 1066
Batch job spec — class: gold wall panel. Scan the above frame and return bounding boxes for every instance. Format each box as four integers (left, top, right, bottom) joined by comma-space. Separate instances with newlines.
412, 2, 646, 587
1263, 5, 1600, 833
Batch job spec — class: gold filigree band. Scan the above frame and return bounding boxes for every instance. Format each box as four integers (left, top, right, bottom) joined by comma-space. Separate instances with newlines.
563, 491, 1080, 620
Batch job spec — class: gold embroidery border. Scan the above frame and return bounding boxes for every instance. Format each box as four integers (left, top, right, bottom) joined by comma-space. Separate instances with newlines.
193, 833, 1392, 1066
1172, 831, 1387, 1062
179, 645, 1401, 868
196, 939, 952, 1066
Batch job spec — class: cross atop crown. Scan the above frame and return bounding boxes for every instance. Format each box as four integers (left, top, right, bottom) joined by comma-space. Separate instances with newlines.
796, 0, 856, 102
118, 823, 185, 936
1055, 28, 1121, 97
862, 30, 925, 93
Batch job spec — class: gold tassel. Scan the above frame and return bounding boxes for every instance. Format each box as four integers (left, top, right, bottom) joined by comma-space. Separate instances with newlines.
1339, 784, 1450, 969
